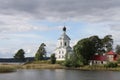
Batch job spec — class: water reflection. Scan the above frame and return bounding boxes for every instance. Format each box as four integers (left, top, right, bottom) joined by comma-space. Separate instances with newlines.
0, 69, 119, 80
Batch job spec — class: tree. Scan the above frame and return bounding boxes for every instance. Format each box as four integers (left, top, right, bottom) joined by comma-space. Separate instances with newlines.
14, 49, 25, 61
89, 36, 103, 54
35, 43, 46, 61
74, 38, 96, 65
115, 45, 120, 54
102, 35, 113, 52
50, 54, 56, 64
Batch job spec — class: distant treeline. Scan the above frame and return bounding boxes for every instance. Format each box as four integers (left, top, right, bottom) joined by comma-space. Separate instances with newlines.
0, 57, 34, 62
0, 57, 50, 63
0, 57, 51, 63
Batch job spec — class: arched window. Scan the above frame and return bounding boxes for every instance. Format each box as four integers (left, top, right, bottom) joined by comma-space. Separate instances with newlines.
64, 42, 67, 46
59, 56, 61, 58
62, 51, 64, 54
60, 42, 62, 46
59, 51, 60, 54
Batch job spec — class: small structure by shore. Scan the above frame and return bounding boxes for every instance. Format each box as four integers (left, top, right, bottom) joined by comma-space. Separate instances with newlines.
90, 51, 118, 65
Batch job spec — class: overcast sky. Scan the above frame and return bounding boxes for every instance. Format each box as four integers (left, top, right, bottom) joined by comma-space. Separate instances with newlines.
0, 0, 120, 58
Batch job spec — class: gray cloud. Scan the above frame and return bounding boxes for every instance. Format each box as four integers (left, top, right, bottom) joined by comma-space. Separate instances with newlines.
109, 24, 120, 31
0, 0, 120, 22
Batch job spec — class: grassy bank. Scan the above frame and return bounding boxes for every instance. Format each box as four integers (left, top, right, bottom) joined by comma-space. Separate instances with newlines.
22, 64, 64, 69
78, 65, 120, 71
22, 61, 120, 71
0, 64, 17, 73
1, 61, 120, 71
21, 61, 119, 71
22, 61, 65, 69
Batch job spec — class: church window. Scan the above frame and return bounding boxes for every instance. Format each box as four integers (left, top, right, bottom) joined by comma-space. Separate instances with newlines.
64, 42, 67, 46
60, 42, 62, 46
59, 51, 60, 54
59, 56, 61, 58
62, 51, 64, 54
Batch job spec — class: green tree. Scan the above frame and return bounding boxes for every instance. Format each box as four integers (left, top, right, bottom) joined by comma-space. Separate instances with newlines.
74, 38, 96, 65
115, 45, 120, 54
35, 43, 46, 61
50, 54, 56, 64
14, 49, 25, 61
116, 45, 120, 63
89, 36, 103, 54
102, 35, 113, 52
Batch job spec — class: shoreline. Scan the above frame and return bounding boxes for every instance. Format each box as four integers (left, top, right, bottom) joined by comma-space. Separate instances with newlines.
21, 63, 120, 71
1, 63, 120, 72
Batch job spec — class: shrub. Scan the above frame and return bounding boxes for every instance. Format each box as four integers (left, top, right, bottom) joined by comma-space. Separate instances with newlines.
56, 61, 65, 65
104, 62, 118, 68
50, 54, 56, 64
64, 59, 72, 67
117, 58, 120, 63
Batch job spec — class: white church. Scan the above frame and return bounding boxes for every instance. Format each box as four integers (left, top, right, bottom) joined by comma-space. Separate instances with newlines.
54, 26, 73, 60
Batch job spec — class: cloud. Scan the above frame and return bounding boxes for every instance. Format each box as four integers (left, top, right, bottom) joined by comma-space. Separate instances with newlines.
109, 23, 120, 31
0, 0, 120, 22
0, 0, 120, 58
0, 48, 15, 58
0, 14, 60, 33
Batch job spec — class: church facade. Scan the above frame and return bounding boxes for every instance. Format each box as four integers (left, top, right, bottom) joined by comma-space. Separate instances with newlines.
54, 27, 73, 60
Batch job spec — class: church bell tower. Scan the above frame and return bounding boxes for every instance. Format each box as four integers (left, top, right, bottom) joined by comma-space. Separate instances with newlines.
54, 26, 72, 60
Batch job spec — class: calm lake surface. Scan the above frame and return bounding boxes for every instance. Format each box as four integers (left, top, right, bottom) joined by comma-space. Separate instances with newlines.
0, 69, 120, 80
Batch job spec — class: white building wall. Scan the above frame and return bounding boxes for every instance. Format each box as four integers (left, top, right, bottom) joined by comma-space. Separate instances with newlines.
89, 60, 107, 65
55, 48, 66, 60
107, 55, 114, 62
57, 40, 70, 47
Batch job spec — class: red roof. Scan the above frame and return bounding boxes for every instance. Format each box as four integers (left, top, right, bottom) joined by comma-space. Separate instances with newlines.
107, 51, 116, 55
92, 55, 107, 61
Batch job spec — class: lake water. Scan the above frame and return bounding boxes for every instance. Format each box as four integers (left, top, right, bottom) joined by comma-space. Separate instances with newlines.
0, 69, 120, 80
